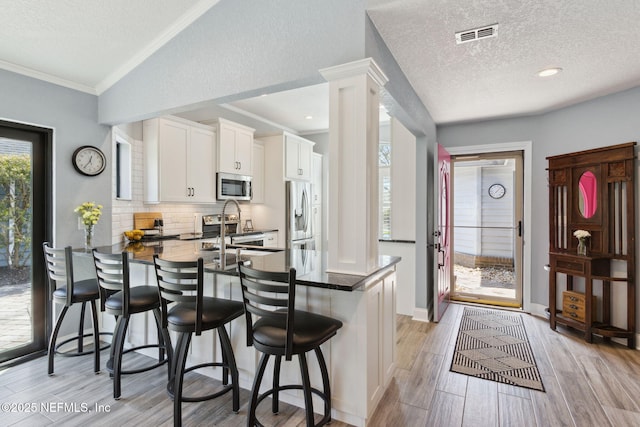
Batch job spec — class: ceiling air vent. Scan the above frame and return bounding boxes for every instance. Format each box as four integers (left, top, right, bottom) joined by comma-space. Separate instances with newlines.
455, 23, 498, 44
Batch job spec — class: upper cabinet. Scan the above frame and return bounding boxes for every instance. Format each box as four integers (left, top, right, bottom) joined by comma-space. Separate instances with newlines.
284, 132, 314, 181
143, 116, 216, 203
216, 118, 254, 175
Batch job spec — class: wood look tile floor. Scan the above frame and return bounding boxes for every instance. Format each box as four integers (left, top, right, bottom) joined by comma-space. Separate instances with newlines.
2, 303, 640, 426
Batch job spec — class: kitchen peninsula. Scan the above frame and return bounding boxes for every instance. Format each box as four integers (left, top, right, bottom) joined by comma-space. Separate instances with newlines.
79, 239, 399, 426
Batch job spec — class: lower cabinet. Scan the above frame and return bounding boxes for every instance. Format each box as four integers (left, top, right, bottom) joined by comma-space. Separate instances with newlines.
115, 258, 396, 427
263, 231, 278, 248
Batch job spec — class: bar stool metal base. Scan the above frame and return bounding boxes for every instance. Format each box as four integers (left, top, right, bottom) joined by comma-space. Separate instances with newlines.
248, 347, 333, 427
168, 326, 240, 425
48, 300, 111, 376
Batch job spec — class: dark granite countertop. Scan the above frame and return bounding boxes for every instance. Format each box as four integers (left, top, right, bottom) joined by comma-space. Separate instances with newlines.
87, 239, 400, 292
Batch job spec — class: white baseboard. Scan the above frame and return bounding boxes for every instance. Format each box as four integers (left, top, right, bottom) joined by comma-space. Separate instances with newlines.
412, 307, 431, 323
528, 303, 548, 319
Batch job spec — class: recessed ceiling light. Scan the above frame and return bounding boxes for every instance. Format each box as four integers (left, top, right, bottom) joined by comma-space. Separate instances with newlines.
537, 67, 562, 77
305, 115, 313, 120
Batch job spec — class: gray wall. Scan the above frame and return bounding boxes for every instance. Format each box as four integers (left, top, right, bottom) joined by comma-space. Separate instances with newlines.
438, 85, 640, 323
0, 69, 111, 248
99, 0, 367, 125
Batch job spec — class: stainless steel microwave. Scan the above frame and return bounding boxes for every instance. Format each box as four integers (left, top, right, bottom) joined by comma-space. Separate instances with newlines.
217, 172, 252, 201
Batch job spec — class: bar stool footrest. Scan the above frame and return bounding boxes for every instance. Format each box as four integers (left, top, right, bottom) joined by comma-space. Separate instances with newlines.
166, 361, 234, 402
255, 384, 331, 427
105, 343, 169, 375
54, 331, 112, 357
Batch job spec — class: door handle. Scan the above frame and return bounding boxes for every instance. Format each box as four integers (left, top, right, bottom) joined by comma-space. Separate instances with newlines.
435, 243, 445, 268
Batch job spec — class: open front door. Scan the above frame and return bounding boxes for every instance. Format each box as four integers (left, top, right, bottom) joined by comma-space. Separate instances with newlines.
433, 144, 451, 322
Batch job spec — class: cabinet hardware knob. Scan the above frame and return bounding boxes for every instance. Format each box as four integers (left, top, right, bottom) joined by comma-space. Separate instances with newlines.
569, 296, 579, 302
569, 304, 579, 310
569, 312, 578, 318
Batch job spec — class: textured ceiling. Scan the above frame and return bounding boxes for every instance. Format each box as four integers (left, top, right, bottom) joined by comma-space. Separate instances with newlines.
1, 1, 639, 127
366, 0, 640, 124
0, 0, 218, 94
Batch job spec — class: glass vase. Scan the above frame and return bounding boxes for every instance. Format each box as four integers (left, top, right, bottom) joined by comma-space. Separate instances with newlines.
577, 238, 587, 256
84, 225, 94, 251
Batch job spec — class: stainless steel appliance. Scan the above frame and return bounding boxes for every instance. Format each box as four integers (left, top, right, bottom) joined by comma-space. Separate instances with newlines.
286, 180, 314, 250
230, 233, 265, 247
217, 172, 252, 201
200, 213, 239, 239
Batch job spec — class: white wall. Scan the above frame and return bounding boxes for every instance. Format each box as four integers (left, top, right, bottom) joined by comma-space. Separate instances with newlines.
453, 167, 481, 255
390, 117, 416, 240
480, 167, 514, 258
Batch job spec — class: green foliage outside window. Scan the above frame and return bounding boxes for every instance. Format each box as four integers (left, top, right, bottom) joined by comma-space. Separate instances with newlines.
0, 154, 31, 268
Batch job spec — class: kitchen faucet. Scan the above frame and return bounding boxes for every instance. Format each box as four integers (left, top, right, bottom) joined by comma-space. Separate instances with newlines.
220, 198, 241, 259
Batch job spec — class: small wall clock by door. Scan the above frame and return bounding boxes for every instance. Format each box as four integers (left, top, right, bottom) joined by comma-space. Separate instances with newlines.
488, 183, 506, 199
72, 145, 106, 176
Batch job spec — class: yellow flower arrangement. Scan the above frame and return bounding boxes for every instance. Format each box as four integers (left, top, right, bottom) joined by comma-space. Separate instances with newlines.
74, 201, 103, 226
75, 202, 102, 249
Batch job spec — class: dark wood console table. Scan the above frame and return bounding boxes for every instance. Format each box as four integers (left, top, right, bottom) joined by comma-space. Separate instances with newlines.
547, 143, 636, 348
548, 251, 634, 346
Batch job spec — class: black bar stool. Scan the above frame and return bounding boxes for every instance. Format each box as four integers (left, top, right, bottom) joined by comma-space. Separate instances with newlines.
92, 250, 172, 400
42, 242, 110, 376
237, 264, 343, 427
153, 256, 244, 427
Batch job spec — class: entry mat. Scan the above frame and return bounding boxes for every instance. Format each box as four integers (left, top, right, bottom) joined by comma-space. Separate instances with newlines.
450, 307, 545, 392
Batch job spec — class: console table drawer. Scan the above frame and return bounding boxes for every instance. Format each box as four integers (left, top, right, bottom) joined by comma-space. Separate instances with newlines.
553, 257, 587, 275
562, 291, 596, 323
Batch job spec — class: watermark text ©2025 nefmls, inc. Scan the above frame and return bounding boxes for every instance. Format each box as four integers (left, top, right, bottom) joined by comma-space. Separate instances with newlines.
1, 401, 111, 413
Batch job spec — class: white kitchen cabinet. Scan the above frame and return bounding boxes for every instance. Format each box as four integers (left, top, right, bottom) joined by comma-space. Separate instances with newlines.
312, 205, 321, 252
251, 142, 264, 204
95, 251, 397, 427
284, 132, 314, 181
263, 231, 278, 248
311, 153, 323, 204
217, 118, 254, 175
143, 116, 216, 203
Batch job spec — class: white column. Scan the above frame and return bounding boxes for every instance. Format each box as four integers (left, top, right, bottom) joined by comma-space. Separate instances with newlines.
320, 59, 388, 275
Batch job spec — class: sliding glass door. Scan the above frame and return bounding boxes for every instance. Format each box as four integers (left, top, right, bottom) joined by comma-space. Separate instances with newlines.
0, 121, 50, 364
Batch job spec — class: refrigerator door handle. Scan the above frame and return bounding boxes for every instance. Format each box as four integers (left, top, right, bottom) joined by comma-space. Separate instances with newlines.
302, 188, 309, 233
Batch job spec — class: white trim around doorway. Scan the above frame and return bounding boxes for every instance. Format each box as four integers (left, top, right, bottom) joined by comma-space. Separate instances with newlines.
445, 141, 533, 313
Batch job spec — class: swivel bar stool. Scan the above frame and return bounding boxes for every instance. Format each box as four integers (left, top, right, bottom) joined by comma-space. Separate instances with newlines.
237, 263, 343, 427
43, 242, 110, 375
92, 250, 172, 400
154, 256, 244, 427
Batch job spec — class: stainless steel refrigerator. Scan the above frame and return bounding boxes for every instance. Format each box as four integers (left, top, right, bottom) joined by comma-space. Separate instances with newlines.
286, 180, 314, 251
